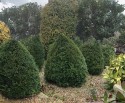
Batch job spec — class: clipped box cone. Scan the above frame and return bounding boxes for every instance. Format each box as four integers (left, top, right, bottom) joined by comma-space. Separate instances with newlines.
0, 40, 41, 99
45, 34, 88, 87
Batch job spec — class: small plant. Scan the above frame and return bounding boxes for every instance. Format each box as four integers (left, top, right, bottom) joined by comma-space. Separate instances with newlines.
102, 84, 125, 103
103, 54, 125, 88
115, 83, 125, 102
102, 92, 115, 103
103, 91, 108, 103
103, 81, 114, 91
103, 54, 125, 102
90, 88, 97, 101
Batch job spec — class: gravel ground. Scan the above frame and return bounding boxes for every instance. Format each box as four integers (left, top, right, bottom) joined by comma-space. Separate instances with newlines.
0, 72, 106, 103
41, 73, 106, 103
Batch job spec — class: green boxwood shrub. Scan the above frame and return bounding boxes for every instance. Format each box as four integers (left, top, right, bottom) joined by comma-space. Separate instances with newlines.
72, 36, 83, 48
81, 37, 104, 75
0, 40, 41, 99
45, 34, 88, 87
102, 45, 115, 66
21, 35, 45, 70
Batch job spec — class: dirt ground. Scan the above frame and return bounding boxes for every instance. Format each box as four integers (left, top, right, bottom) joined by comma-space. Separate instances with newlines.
0, 72, 106, 103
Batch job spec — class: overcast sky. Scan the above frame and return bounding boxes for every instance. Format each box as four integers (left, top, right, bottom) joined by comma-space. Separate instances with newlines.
0, 0, 48, 6
0, 0, 48, 11
0, 0, 125, 12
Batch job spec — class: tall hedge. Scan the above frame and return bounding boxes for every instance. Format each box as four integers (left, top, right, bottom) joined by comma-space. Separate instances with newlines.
81, 38, 104, 75
41, 0, 79, 52
102, 45, 115, 66
21, 35, 45, 70
45, 34, 88, 87
0, 40, 41, 99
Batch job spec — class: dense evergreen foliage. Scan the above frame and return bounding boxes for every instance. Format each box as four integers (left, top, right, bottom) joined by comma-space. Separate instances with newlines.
117, 31, 125, 46
45, 34, 88, 87
41, 0, 79, 51
102, 45, 115, 66
76, 0, 125, 40
72, 36, 83, 48
21, 35, 45, 70
0, 40, 41, 99
81, 37, 104, 75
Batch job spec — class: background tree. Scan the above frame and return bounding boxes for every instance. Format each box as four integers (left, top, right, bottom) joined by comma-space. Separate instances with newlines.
76, 0, 125, 41
0, 2, 41, 39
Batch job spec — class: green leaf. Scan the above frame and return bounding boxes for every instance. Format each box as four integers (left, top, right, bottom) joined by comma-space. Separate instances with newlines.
104, 91, 108, 103
116, 91, 125, 102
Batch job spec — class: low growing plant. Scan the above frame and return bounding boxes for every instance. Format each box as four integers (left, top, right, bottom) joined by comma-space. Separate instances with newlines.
102, 84, 125, 103
103, 54, 125, 87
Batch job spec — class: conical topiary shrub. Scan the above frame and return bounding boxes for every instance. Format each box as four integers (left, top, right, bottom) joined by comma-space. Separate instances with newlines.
0, 40, 41, 99
102, 44, 115, 66
81, 37, 104, 75
45, 34, 88, 87
21, 35, 45, 70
